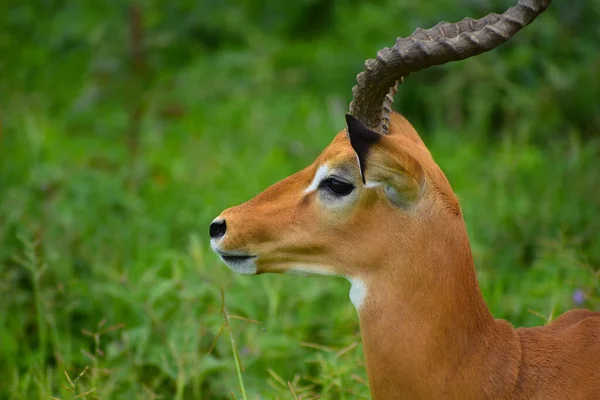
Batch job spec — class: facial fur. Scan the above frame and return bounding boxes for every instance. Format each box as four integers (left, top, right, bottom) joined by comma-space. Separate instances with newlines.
210, 112, 460, 283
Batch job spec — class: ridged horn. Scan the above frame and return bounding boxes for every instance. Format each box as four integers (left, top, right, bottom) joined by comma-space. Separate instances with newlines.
349, 0, 552, 134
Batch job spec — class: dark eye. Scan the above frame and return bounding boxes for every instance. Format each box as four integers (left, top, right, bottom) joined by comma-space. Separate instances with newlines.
321, 178, 355, 196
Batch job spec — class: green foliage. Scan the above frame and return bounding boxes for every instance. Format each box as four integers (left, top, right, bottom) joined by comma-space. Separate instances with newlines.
1, 0, 599, 398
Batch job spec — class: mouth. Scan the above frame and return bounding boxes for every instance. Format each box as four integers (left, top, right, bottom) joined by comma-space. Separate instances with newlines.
221, 254, 257, 263
212, 247, 258, 275
210, 238, 259, 274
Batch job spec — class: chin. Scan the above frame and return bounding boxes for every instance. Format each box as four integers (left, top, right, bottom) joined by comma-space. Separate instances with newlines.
221, 257, 258, 275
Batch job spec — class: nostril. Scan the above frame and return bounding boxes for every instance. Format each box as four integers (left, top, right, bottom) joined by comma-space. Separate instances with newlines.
209, 219, 227, 239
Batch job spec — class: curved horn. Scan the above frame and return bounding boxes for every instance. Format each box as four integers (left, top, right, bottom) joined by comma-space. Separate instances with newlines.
349, 0, 552, 134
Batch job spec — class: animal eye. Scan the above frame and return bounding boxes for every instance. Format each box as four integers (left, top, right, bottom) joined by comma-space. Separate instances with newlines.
321, 178, 355, 196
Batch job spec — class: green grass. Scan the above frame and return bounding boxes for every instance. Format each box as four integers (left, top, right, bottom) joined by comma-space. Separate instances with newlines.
1, 0, 600, 398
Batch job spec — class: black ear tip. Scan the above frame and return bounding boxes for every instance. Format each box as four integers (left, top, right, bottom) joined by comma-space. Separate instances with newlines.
345, 115, 381, 145
345, 114, 381, 184
345, 113, 362, 129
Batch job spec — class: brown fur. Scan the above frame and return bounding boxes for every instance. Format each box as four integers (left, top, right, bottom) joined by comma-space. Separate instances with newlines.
214, 112, 600, 399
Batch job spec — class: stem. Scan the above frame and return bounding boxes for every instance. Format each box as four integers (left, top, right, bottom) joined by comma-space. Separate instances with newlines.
32, 264, 47, 368
221, 290, 248, 400
15, 234, 48, 399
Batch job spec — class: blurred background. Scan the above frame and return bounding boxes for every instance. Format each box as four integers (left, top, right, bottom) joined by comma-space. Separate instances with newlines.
1, 0, 599, 398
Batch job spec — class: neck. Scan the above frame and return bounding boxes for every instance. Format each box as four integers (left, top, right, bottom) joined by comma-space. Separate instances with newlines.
355, 217, 521, 399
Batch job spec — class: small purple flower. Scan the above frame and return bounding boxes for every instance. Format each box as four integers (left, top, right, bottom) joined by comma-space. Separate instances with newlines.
572, 289, 586, 306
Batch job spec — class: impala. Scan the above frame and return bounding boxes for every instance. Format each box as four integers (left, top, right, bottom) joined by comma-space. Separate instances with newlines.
209, 0, 600, 398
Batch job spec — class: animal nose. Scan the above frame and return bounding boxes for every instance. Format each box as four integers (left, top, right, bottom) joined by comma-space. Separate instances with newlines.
209, 218, 227, 239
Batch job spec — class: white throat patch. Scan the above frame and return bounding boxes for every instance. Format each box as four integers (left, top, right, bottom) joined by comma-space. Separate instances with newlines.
285, 267, 367, 311
347, 278, 367, 311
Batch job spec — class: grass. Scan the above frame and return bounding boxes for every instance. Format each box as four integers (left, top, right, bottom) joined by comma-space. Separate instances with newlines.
2, 86, 598, 398
1, 0, 599, 398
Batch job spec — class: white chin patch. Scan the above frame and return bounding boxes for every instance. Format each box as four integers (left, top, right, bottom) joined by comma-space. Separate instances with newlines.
221, 256, 258, 275
211, 239, 258, 275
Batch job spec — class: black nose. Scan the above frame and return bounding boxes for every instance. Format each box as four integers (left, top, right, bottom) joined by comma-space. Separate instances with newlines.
209, 219, 227, 239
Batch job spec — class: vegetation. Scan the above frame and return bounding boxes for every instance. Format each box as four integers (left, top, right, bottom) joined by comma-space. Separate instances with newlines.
1, 0, 599, 398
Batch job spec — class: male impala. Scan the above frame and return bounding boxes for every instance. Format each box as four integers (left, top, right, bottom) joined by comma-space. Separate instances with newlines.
210, 0, 600, 398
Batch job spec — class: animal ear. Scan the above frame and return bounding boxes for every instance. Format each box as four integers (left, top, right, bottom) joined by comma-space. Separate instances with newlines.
345, 114, 424, 206
345, 114, 381, 184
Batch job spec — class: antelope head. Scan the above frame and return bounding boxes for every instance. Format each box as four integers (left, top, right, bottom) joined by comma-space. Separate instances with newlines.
211, 0, 550, 303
